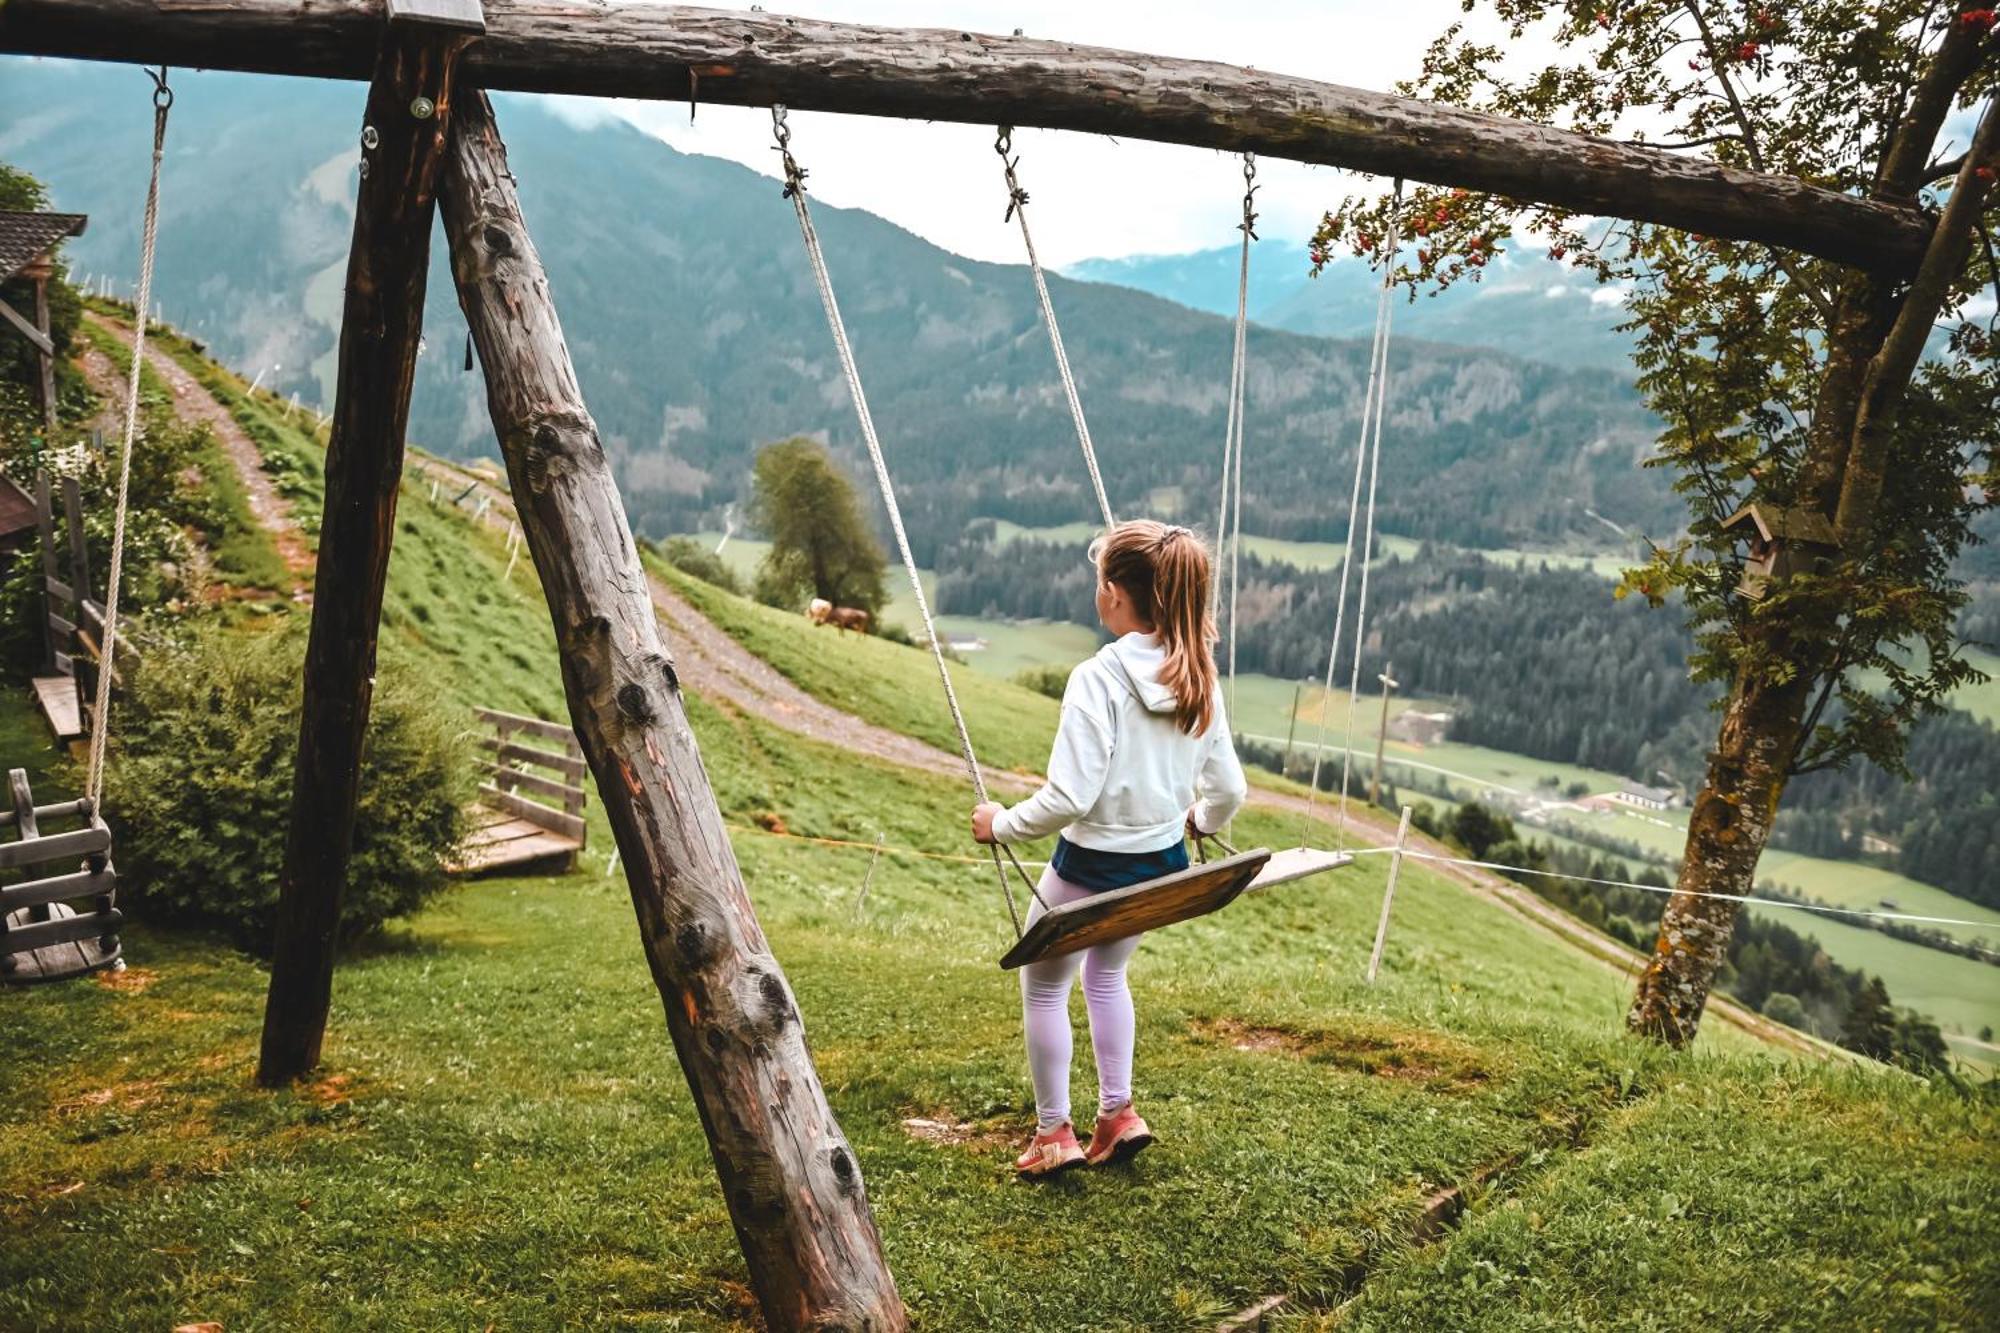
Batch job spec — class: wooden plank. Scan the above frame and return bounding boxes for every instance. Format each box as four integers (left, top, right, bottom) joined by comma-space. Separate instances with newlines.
462, 815, 544, 847
1244, 846, 1352, 893
999, 848, 1271, 970
440, 89, 902, 1330
0, 824, 110, 870
387, 0, 487, 31
44, 574, 74, 606
475, 735, 586, 779
450, 829, 578, 874
472, 706, 576, 747
477, 782, 586, 842
468, 804, 514, 831
2, 866, 116, 912
0, 292, 55, 356
11, 768, 37, 838
31, 675, 81, 740
259, 15, 479, 1089
0, 1, 1931, 273
0, 789, 89, 831
2, 905, 122, 953
485, 762, 584, 808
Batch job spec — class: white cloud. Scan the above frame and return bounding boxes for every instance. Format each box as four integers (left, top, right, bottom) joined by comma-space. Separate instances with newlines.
565, 1, 1551, 266
1589, 285, 1631, 308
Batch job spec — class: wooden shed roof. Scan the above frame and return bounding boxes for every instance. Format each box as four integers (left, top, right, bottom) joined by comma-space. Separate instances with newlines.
0, 210, 87, 283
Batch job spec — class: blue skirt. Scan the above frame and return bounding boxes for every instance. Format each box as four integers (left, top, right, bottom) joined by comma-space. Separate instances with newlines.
1049, 834, 1191, 893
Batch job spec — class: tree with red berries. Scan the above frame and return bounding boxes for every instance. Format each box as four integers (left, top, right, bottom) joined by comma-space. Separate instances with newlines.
1317, 1, 1999, 1046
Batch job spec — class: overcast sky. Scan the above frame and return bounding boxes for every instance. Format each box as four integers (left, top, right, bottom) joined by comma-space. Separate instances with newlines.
546, 1, 1518, 268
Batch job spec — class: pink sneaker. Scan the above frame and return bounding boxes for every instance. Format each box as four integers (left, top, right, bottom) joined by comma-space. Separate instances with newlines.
1086, 1103, 1155, 1166
1015, 1122, 1086, 1178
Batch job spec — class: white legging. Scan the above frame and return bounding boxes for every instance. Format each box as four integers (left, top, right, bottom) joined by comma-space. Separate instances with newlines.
1020, 867, 1143, 1132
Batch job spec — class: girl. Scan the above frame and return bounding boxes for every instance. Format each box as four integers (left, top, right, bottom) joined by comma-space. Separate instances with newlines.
971, 519, 1247, 1178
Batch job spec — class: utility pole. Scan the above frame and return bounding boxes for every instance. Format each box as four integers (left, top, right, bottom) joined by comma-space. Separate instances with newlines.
1368, 661, 1398, 807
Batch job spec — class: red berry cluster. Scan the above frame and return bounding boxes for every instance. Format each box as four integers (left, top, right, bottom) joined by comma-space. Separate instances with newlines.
1959, 9, 1996, 33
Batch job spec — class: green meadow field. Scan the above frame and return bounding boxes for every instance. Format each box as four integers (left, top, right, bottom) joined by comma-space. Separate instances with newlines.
7, 351, 1994, 1330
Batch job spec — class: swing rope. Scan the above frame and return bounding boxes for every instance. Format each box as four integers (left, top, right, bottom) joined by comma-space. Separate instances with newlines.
775, 107, 1045, 935
85, 68, 172, 813
995, 127, 1114, 530
1301, 178, 1403, 849
1217, 154, 1257, 725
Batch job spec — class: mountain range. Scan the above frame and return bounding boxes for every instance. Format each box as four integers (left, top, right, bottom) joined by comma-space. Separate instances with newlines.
1, 59, 1676, 562
1068, 240, 1639, 374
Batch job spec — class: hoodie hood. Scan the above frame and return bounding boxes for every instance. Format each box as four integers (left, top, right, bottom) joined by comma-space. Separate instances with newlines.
1097, 633, 1180, 715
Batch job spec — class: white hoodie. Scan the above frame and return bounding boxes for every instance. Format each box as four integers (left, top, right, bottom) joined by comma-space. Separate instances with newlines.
992, 632, 1248, 853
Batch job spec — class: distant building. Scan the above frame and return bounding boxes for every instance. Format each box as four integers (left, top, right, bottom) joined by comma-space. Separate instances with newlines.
1612, 781, 1677, 812
1387, 709, 1452, 746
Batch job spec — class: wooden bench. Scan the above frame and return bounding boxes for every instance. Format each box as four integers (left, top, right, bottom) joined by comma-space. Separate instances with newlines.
450, 707, 587, 876
1, 768, 121, 984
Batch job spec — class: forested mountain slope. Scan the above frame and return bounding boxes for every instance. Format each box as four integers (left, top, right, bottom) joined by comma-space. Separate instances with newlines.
0, 60, 1675, 560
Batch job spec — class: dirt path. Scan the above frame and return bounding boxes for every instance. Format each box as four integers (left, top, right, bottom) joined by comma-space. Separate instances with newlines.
113, 335, 1825, 1060
85, 312, 315, 599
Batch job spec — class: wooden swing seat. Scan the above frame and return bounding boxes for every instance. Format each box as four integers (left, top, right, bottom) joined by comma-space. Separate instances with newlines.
1, 769, 121, 985
1000, 848, 1272, 970
1246, 845, 1354, 892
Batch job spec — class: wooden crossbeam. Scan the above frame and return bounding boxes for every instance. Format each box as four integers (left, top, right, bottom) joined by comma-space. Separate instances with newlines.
0, 0, 1931, 271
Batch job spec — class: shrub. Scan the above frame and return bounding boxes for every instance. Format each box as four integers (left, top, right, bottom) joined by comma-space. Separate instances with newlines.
102, 620, 473, 951
657, 536, 741, 594
1013, 664, 1069, 700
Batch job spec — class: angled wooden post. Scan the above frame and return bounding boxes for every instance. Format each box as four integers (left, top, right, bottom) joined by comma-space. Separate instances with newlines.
1366, 805, 1413, 985
258, 0, 484, 1087
438, 88, 905, 1333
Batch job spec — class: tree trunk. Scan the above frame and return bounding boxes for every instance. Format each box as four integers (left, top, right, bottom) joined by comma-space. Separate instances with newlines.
0, 0, 1931, 272
1627, 77, 1998, 1049
437, 89, 905, 1333
258, 23, 472, 1087
1626, 669, 1810, 1044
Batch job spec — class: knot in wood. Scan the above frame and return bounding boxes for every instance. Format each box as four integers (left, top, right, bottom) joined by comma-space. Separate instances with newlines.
827, 1144, 858, 1195
617, 681, 656, 724
481, 221, 515, 256
675, 917, 721, 968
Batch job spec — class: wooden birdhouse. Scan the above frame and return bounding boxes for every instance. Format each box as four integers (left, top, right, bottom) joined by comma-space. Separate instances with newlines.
1722, 503, 1837, 600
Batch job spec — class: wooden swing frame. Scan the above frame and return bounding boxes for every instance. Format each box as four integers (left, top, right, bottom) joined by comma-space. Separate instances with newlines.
0, 769, 120, 984
0, 4, 1941, 1329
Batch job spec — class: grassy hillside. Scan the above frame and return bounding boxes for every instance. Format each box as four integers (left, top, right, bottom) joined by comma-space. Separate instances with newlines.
4, 338, 1995, 1330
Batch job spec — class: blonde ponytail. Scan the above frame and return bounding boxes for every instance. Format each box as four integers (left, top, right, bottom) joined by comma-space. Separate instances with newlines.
1096, 520, 1218, 735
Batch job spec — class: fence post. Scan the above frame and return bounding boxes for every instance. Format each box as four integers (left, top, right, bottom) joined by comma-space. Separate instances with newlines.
1366, 805, 1413, 984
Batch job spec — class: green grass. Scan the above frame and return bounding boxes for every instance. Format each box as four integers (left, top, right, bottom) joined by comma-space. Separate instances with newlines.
7, 656, 1992, 1328
1338, 1065, 1998, 1331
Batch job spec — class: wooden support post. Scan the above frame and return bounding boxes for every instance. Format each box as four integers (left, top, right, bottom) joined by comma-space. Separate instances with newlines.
1368, 661, 1398, 807
438, 89, 905, 1333
1366, 806, 1412, 985
33, 473, 61, 675
257, 5, 482, 1087
855, 832, 884, 918
31, 269, 57, 432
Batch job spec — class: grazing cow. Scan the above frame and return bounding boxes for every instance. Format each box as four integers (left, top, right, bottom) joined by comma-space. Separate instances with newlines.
805, 597, 871, 634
